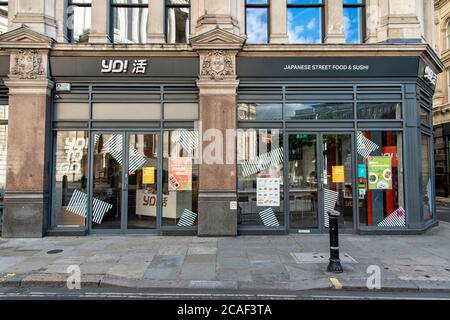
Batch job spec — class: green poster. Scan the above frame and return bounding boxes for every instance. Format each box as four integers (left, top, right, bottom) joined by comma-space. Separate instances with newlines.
368, 156, 392, 190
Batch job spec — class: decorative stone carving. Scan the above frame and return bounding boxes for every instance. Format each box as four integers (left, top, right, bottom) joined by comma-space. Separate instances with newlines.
11, 50, 46, 80
201, 50, 234, 81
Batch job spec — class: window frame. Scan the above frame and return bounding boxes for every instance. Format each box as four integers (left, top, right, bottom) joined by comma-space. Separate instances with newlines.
287, 0, 325, 44
165, 0, 191, 44
110, 0, 149, 44
343, 0, 366, 44
67, 0, 92, 43
245, 0, 270, 44
0, 104, 8, 219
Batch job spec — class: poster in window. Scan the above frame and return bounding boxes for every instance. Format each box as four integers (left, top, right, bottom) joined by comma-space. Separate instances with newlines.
257, 178, 280, 207
169, 157, 192, 191
332, 166, 345, 183
142, 167, 155, 185
368, 156, 392, 190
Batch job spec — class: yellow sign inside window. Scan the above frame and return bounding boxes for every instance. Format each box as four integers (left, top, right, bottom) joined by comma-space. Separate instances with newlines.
142, 167, 155, 185
332, 166, 345, 183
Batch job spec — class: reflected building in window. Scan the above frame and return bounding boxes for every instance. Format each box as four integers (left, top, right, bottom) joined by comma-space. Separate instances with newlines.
112, 0, 148, 44
166, 0, 190, 44
0, 1, 7, 35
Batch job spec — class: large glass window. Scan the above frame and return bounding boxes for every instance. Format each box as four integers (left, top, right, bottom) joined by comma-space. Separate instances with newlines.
238, 103, 282, 120
422, 134, 433, 221
245, 0, 269, 44
51, 131, 89, 229
287, 0, 323, 44
162, 130, 199, 227
357, 102, 402, 120
237, 129, 284, 227
67, 0, 91, 43
166, 0, 190, 44
0, 1, 7, 35
112, 0, 148, 44
285, 103, 354, 120
0, 105, 7, 223
343, 0, 364, 44
357, 131, 405, 227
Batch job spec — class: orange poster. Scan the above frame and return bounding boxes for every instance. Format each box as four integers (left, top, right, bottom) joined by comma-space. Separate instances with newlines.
169, 157, 192, 191
332, 166, 345, 183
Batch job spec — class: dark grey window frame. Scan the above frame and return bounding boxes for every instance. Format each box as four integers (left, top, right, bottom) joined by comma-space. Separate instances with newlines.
287, 0, 325, 44
67, 0, 92, 43
245, 0, 270, 44
165, 0, 191, 44
343, 0, 366, 44
110, 0, 149, 44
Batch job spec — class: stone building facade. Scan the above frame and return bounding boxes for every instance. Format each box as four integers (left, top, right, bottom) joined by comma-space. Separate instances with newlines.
0, 0, 443, 238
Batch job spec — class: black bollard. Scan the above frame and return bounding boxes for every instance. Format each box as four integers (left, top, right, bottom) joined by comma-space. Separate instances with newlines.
327, 209, 343, 273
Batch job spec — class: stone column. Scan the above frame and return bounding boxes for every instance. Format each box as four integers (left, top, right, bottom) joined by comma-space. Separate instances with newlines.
270, 0, 288, 43
147, 0, 165, 43
89, 0, 110, 43
325, 0, 345, 44
2, 49, 53, 238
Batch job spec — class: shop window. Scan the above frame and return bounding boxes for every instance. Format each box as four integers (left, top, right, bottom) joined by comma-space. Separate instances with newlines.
357, 131, 405, 228
166, 0, 190, 44
92, 103, 161, 120
0, 105, 7, 222
357, 102, 402, 120
164, 103, 198, 120
245, 0, 269, 44
67, 0, 91, 43
285, 103, 354, 120
111, 0, 148, 44
422, 134, 433, 220
51, 131, 89, 229
343, 0, 364, 44
238, 103, 282, 121
162, 130, 199, 227
237, 129, 285, 227
0, 0, 7, 35
420, 107, 431, 126
54, 103, 89, 120
287, 0, 324, 44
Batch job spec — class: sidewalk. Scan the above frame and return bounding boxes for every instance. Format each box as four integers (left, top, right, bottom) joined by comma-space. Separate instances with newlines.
437, 197, 450, 208
1, 223, 450, 293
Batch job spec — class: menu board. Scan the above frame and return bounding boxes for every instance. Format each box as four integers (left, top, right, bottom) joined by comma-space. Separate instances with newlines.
257, 178, 280, 207
368, 156, 392, 190
169, 157, 192, 191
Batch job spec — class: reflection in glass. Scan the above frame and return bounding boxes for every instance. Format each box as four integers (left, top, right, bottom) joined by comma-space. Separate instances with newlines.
51, 131, 89, 228
246, 7, 268, 44
357, 131, 405, 227
285, 103, 354, 120
92, 134, 123, 229
287, 5, 322, 44
357, 103, 402, 120
127, 134, 158, 229
166, 1, 190, 44
0, 1, 8, 35
162, 130, 199, 227
237, 129, 284, 227
422, 134, 433, 220
113, 6, 148, 43
68, 0, 91, 43
343, 1, 363, 44
288, 134, 318, 228
238, 103, 282, 120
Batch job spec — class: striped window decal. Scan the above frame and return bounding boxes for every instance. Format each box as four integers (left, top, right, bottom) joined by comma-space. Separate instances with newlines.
177, 209, 198, 227
377, 207, 406, 227
102, 134, 147, 173
323, 188, 339, 228
259, 208, 280, 227
241, 147, 284, 177
173, 130, 199, 154
357, 132, 379, 159
65, 190, 113, 224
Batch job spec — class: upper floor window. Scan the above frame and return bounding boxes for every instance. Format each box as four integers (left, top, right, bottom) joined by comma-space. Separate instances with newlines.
67, 0, 91, 43
287, 0, 324, 44
343, 0, 364, 44
245, 0, 269, 44
0, 1, 7, 35
447, 19, 450, 49
111, 0, 148, 44
166, 0, 190, 44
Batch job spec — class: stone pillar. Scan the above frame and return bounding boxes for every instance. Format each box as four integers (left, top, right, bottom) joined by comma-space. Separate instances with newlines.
325, 0, 345, 44
148, 0, 165, 43
270, 0, 288, 43
195, 0, 240, 36
191, 28, 245, 236
89, 0, 110, 43
2, 49, 53, 238
365, 0, 379, 43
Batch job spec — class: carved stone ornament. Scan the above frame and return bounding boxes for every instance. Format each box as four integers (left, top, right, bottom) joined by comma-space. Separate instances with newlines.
201, 50, 234, 81
11, 50, 45, 80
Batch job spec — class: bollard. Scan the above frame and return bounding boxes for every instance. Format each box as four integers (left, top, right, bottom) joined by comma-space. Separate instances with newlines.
327, 209, 343, 273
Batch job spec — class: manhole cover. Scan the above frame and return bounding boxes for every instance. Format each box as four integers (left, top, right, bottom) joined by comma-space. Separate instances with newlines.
291, 252, 358, 264
46, 249, 63, 255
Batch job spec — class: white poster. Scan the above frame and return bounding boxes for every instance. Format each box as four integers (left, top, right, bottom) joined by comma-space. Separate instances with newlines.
135, 190, 181, 219
256, 178, 280, 207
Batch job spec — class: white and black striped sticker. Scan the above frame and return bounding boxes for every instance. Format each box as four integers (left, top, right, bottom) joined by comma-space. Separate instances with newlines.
65, 190, 113, 224
173, 130, 199, 154
377, 207, 406, 227
103, 135, 147, 173
241, 147, 284, 177
323, 188, 339, 228
357, 132, 379, 159
177, 209, 198, 227
259, 208, 280, 227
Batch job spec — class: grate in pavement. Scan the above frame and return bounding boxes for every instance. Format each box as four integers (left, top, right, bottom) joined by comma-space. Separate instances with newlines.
291, 252, 358, 264
46, 249, 64, 255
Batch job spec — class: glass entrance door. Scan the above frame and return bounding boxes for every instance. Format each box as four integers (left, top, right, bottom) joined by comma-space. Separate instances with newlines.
90, 132, 160, 232
288, 132, 355, 231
